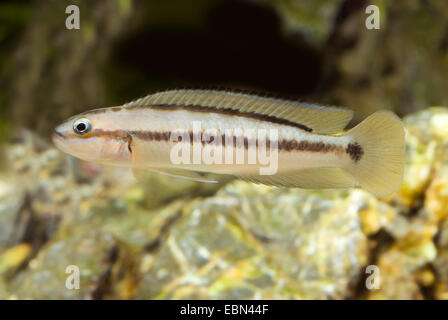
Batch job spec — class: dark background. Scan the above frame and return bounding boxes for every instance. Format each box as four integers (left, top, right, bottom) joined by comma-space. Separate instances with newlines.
2, 0, 448, 139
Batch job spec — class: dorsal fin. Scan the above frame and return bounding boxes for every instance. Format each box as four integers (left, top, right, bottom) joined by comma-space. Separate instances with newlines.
122, 89, 354, 134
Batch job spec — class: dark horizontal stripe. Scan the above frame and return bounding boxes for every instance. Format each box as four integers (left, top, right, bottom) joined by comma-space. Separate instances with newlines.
93, 129, 344, 154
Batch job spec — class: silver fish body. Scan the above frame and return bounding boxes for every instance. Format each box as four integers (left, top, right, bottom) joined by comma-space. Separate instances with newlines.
53, 89, 405, 195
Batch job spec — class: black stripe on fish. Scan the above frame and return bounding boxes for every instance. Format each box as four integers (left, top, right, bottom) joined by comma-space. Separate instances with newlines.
92, 129, 345, 155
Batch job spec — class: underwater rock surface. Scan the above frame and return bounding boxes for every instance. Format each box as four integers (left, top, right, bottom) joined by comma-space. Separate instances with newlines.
0, 108, 448, 299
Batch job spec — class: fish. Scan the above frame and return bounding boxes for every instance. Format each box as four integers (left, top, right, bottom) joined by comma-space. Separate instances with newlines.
52, 89, 405, 196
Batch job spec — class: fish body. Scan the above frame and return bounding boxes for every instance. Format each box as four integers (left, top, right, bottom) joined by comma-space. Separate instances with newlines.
53, 89, 405, 196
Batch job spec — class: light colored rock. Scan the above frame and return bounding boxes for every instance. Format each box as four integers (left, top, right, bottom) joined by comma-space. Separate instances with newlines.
137, 183, 369, 299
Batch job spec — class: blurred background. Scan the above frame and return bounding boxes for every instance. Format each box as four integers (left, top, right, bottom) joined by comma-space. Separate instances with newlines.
1, 0, 448, 299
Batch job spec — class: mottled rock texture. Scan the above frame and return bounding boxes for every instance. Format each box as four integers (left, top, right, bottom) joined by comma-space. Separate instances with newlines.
0, 108, 447, 299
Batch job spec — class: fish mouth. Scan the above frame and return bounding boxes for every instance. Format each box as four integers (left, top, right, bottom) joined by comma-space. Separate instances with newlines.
51, 129, 65, 149
52, 130, 65, 140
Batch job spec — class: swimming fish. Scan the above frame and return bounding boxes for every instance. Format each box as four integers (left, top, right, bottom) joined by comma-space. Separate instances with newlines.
52, 89, 405, 196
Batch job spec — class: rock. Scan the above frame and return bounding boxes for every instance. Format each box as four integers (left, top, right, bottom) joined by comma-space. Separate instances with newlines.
433, 219, 448, 299
0, 244, 32, 276
4, 107, 448, 300
137, 183, 369, 299
7, 229, 140, 300
5, 108, 448, 300
263, 0, 345, 45
324, 2, 448, 120
361, 108, 448, 299
368, 249, 424, 300
0, 129, 228, 298
0, 178, 24, 249
0, 277, 7, 299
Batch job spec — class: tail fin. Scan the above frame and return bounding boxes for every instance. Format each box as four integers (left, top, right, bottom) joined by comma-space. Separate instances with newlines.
344, 111, 405, 196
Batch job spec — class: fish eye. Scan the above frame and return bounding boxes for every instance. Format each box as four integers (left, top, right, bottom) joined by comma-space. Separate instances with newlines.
73, 118, 92, 135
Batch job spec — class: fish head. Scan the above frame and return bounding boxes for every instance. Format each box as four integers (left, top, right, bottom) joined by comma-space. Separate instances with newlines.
52, 110, 132, 165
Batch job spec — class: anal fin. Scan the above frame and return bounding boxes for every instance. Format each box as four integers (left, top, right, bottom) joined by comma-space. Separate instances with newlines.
155, 168, 219, 183
236, 167, 358, 189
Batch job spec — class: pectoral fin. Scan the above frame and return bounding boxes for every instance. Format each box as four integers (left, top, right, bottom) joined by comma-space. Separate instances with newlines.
153, 168, 219, 183
132, 167, 219, 183
128, 133, 219, 183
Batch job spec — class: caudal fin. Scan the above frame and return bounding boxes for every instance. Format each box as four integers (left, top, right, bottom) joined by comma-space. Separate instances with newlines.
344, 111, 405, 196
